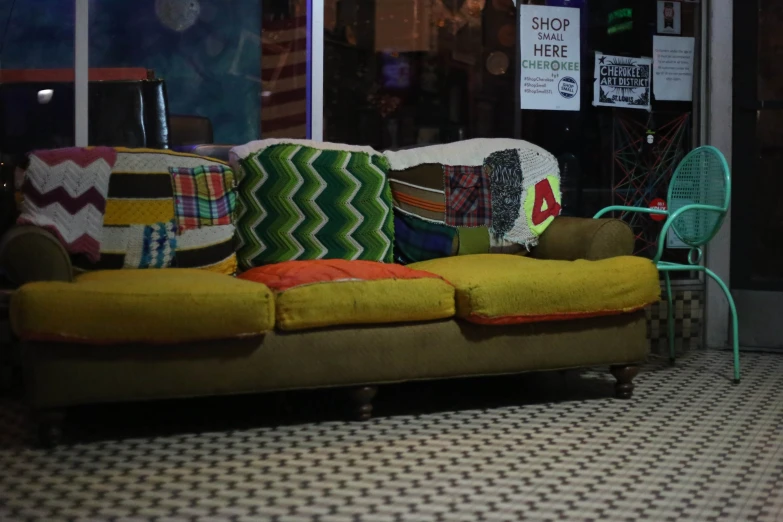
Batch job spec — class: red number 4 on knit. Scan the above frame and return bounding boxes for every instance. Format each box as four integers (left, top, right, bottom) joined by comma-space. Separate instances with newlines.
531, 178, 562, 226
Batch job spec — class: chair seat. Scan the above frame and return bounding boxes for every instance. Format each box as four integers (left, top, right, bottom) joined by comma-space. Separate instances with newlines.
238, 260, 456, 331
410, 254, 660, 325
11, 269, 275, 344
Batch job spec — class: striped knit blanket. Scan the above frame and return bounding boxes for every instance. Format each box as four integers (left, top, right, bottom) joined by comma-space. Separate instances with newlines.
17, 148, 116, 262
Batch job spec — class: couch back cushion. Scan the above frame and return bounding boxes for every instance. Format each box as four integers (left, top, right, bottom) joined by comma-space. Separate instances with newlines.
19, 148, 239, 274
385, 138, 562, 264
230, 139, 394, 269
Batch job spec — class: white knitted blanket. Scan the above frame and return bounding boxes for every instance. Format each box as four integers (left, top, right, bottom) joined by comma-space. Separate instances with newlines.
17, 147, 115, 262
384, 138, 553, 169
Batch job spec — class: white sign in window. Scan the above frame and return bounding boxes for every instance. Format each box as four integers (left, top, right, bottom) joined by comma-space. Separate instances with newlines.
519, 5, 581, 111
653, 36, 695, 102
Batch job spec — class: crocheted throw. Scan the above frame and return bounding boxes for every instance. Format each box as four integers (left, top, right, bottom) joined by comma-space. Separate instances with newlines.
386, 139, 562, 252
394, 208, 457, 264
17, 147, 116, 262
96, 149, 238, 274
233, 141, 394, 268
14, 148, 240, 274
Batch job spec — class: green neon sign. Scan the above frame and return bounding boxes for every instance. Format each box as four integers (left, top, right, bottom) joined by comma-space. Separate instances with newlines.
607, 8, 633, 35
608, 8, 632, 25
608, 21, 633, 35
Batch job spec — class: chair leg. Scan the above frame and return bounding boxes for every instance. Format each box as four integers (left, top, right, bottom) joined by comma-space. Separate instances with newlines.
704, 267, 741, 384
664, 272, 676, 365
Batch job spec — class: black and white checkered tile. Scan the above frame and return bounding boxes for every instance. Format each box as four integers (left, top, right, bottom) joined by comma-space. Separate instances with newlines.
1, 351, 782, 522
647, 288, 704, 355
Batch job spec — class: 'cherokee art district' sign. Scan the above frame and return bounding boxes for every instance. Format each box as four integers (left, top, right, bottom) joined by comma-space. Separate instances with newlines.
519, 5, 581, 111
593, 53, 652, 110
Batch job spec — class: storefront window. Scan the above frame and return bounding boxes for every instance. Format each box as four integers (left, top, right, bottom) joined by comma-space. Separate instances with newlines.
526, 0, 700, 264
0, 1, 75, 149
0, 0, 703, 262
86, 0, 263, 146
322, 0, 702, 262
0, 0, 75, 228
261, 0, 309, 139
323, 0, 518, 148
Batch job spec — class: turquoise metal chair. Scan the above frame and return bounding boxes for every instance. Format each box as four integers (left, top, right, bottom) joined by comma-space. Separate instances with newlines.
594, 146, 739, 383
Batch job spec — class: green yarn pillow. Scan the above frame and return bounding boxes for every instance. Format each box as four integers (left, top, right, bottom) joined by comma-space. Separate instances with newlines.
231, 140, 394, 269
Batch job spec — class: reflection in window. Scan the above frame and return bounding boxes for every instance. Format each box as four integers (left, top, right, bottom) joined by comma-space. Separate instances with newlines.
88, 0, 262, 145
261, 0, 308, 139
323, 0, 517, 150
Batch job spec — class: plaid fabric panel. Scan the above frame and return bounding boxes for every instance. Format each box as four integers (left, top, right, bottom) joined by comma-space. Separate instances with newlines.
170, 165, 237, 232
393, 209, 457, 265
444, 165, 492, 227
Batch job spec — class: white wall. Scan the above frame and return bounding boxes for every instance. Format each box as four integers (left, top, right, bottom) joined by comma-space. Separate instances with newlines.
705, 0, 733, 348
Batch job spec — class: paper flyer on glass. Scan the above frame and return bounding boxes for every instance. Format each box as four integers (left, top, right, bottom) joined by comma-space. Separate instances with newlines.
653, 36, 695, 101
593, 53, 652, 110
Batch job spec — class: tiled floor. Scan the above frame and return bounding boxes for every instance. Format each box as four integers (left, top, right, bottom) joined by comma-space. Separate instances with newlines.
0, 350, 781, 521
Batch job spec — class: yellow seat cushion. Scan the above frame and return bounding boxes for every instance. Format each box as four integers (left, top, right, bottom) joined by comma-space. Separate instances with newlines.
411, 254, 660, 325
11, 269, 275, 344
238, 260, 455, 331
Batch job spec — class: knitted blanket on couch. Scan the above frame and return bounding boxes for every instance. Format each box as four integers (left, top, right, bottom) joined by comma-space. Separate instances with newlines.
17, 148, 116, 262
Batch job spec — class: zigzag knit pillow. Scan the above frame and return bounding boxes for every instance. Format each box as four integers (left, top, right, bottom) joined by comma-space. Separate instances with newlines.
230, 139, 395, 269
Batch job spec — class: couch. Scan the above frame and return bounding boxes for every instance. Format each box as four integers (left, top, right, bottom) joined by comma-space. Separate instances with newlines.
2, 141, 660, 447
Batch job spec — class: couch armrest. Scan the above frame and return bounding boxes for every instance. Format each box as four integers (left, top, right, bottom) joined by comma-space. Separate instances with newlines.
0, 226, 73, 285
531, 217, 635, 261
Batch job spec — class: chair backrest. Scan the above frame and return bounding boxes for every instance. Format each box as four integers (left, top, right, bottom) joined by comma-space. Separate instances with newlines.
0, 79, 170, 152
667, 145, 730, 247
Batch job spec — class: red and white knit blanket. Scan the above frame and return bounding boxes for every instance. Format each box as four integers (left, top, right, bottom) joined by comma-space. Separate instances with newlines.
17, 147, 116, 262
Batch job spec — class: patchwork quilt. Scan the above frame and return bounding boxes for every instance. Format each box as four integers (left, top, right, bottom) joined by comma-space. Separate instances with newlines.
385, 138, 562, 262
19, 148, 239, 274
393, 209, 457, 265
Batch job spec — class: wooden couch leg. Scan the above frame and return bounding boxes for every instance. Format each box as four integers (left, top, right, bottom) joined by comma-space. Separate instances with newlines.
610, 365, 640, 399
349, 386, 378, 421
36, 409, 66, 448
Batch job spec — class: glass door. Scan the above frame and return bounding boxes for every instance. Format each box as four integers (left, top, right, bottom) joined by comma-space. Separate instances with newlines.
731, 0, 783, 349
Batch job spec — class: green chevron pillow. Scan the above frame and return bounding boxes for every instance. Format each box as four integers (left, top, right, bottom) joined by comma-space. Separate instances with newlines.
231, 140, 395, 269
